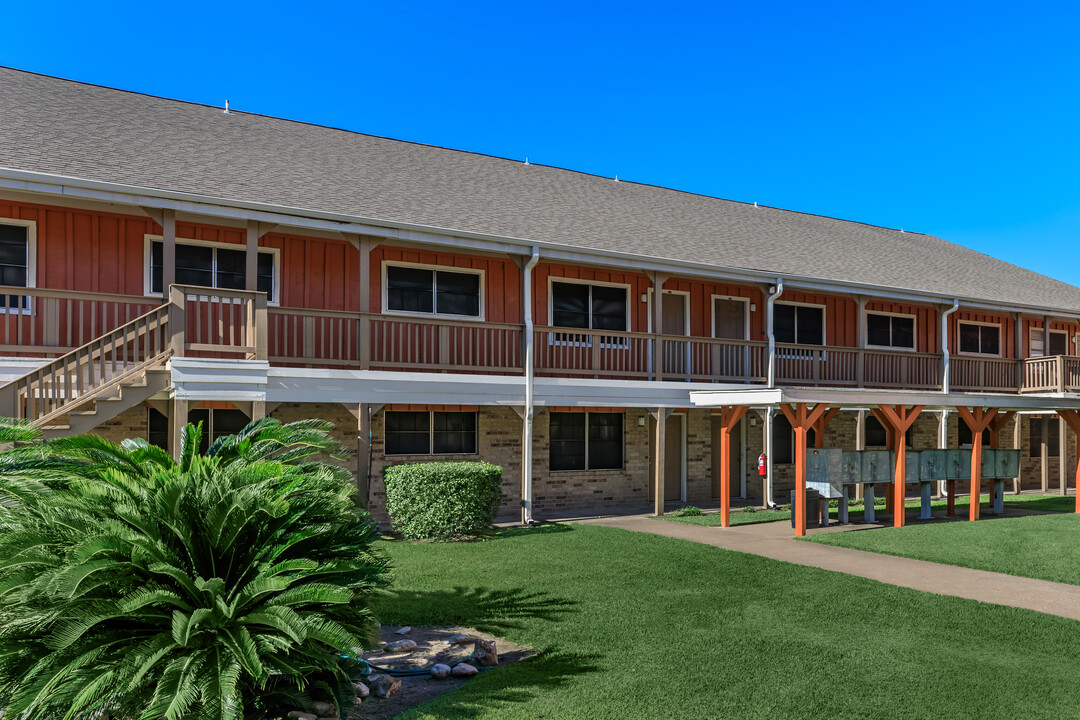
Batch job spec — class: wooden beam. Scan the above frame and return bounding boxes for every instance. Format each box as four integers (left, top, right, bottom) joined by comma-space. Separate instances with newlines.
245, 220, 259, 292
717, 405, 749, 527
779, 403, 830, 537
812, 406, 840, 448
162, 209, 176, 296
876, 405, 924, 528
957, 407, 998, 521
651, 407, 673, 516
169, 397, 188, 461
1057, 410, 1080, 514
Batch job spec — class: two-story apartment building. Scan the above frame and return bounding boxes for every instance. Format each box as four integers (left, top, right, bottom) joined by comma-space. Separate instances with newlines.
3, 66, 1080, 535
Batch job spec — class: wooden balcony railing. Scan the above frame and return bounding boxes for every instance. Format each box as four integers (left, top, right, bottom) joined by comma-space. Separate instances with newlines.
2, 286, 1079, 395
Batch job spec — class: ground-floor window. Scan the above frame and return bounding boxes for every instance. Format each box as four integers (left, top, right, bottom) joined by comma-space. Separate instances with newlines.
148, 407, 251, 452
1028, 416, 1061, 457
384, 410, 478, 456
864, 415, 913, 448
958, 421, 991, 448
549, 411, 623, 471
772, 415, 816, 465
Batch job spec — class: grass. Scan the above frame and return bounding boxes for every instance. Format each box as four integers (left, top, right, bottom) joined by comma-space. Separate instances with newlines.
377, 523, 1080, 719
661, 493, 1074, 527
807, 512, 1080, 586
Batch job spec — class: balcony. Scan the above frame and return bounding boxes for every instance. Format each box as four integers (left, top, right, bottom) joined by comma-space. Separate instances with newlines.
0, 285, 1076, 395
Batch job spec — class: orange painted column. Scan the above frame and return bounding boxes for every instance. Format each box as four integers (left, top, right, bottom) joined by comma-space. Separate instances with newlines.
794, 423, 809, 537
1057, 410, 1080, 514
717, 405, 748, 528
969, 431, 983, 522
893, 432, 907, 528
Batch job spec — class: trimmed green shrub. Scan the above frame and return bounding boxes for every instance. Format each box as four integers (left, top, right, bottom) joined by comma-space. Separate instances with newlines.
668, 505, 704, 517
0, 419, 390, 719
384, 461, 503, 539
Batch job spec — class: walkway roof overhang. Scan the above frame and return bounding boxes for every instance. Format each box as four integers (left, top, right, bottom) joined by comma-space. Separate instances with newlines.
689, 386, 1080, 412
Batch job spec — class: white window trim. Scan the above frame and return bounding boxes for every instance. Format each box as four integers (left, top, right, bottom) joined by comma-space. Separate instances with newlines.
0, 218, 37, 315
548, 410, 625, 472
957, 319, 1003, 358
710, 294, 751, 341
381, 260, 486, 322
547, 276, 632, 348
864, 309, 917, 352
143, 234, 281, 306
383, 410, 479, 457
774, 300, 827, 347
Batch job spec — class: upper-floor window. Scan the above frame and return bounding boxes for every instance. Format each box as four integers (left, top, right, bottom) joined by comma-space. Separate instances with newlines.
866, 312, 915, 350
384, 410, 478, 455
0, 221, 33, 311
149, 239, 276, 302
774, 303, 824, 345
384, 263, 482, 318
551, 281, 627, 332
958, 321, 1000, 356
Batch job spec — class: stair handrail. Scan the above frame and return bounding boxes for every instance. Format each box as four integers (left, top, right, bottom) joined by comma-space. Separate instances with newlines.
0, 303, 171, 423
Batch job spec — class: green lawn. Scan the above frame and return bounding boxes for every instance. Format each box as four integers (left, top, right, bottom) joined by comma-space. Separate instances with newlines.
662, 493, 1074, 528
377, 523, 1080, 719
807, 512, 1080, 586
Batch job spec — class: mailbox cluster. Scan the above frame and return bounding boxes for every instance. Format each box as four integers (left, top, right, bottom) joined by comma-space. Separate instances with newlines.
805, 448, 1021, 526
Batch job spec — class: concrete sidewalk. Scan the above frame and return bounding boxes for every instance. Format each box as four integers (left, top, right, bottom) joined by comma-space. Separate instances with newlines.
578, 514, 1080, 621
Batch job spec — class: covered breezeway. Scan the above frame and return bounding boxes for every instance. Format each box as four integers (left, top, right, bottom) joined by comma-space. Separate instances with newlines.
690, 387, 1080, 536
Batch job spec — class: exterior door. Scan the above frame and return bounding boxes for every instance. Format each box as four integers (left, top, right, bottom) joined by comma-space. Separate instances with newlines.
712, 297, 748, 378
711, 415, 744, 498
661, 292, 688, 376
650, 414, 684, 502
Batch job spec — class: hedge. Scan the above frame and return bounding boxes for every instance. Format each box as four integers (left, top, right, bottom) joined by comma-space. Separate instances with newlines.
383, 461, 503, 539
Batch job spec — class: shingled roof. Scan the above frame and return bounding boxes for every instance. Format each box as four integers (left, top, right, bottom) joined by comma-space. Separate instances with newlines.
1, 66, 1078, 312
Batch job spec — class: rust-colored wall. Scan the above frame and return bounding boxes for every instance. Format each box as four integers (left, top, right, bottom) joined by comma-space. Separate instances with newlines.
778, 290, 857, 347
533, 263, 651, 330
950, 311, 1015, 358
371, 245, 521, 323
1023, 317, 1080, 357
865, 300, 940, 353
662, 277, 765, 339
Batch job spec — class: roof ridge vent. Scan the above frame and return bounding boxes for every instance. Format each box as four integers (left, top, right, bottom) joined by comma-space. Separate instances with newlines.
223, 99, 232, 115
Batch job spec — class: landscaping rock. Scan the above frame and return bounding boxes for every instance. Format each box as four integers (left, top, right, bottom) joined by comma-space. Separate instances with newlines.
395, 626, 413, 635
369, 674, 402, 698
384, 639, 418, 653
285, 713, 316, 720
430, 663, 452, 679
451, 662, 478, 678
446, 633, 474, 645
310, 701, 337, 717
353, 681, 370, 698
472, 638, 498, 667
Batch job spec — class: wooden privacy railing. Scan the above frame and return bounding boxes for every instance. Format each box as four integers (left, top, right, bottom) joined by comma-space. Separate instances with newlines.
951, 356, 1018, 393
269, 307, 364, 367
0, 285, 158, 357
370, 315, 522, 373
3, 303, 171, 424
1020, 356, 1080, 393
861, 350, 941, 390
534, 327, 651, 378
657, 335, 767, 382
170, 285, 267, 360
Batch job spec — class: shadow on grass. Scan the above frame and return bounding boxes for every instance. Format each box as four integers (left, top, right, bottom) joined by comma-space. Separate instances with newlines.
398, 649, 603, 719
378, 585, 579, 635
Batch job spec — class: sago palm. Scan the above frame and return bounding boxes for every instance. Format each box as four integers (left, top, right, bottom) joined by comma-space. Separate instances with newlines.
0, 418, 390, 719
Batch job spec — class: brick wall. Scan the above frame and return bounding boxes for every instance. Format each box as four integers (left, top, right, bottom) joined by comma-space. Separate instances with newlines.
93, 404, 150, 444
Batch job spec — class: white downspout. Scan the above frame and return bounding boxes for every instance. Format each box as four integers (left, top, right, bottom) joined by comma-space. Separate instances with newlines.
764, 407, 776, 508
941, 299, 959, 394
766, 278, 784, 388
522, 246, 541, 525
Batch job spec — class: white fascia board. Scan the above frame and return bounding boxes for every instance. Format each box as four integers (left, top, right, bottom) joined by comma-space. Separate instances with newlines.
690, 385, 1080, 411
264, 368, 526, 405
4, 168, 1080, 317
169, 358, 269, 401
0, 357, 48, 383
533, 377, 750, 408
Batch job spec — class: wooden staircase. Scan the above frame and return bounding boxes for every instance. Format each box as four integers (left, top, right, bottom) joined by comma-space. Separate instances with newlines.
0, 303, 172, 435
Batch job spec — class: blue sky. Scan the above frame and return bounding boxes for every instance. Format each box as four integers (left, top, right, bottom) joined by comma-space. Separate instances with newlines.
3, 1, 1079, 284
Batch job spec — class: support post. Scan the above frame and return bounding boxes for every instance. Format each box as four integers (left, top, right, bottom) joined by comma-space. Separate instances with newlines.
987, 411, 1014, 513
245, 220, 259, 291
168, 284, 186, 358
855, 409, 866, 500
1056, 410, 1080, 514
717, 405, 749, 527
162, 209, 176, 295
355, 235, 375, 370
778, 403, 830, 537
1060, 416, 1068, 496
957, 406, 998, 522
652, 408, 673, 516
169, 398, 189, 461
1012, 414, 1022, 494
1041, 415, 1050, 493
357, 404, 373, 508
649, 274, 669, 381
876, 404, 924, 528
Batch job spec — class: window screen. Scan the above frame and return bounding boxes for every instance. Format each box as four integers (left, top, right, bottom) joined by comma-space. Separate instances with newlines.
551, 282, 626, 331
587, 413, 623, 470
384, 411, 431, 455
386, 265, 480, 316
549, 412, 587, 471
151, 241, 275, 300
385, 411, 478, 455
774, 304, 824, 345
0, 224, 28, 288
867, 313, 915, 349
959, 323, 1000, 355
433, 411, 478, 454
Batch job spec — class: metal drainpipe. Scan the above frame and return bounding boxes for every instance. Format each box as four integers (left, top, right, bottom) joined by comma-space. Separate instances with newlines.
764, 407, 776, 507
766, 278, 784, 388
941, 299, 959, 393
522, 246, 541, 524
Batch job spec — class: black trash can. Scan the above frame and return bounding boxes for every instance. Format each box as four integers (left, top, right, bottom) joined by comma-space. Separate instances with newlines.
790, 489, 821, 529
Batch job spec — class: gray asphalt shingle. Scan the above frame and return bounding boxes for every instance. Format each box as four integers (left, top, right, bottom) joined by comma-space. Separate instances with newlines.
1, 66, 1078, 312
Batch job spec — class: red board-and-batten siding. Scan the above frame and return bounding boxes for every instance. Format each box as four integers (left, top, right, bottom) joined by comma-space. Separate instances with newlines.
0, 196, 1071, 358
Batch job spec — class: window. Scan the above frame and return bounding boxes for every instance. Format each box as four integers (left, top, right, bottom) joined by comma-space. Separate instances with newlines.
551, 282, 627, 331
549, 412, 623, 471
864, 416, 913, 448
866, 312, 915, 350
384, 410, 478, 455
0, 222, 31, 311
385, 264, 481, 317
772, 415, 816, 465
1028, 417, 1060, 458
1049, 331, 1069, 356
958, 322, 1000, 355
958, 422, 991, 449
150, 240, 276, 301
148, 407, 251, 452
774, 303, 824, 345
